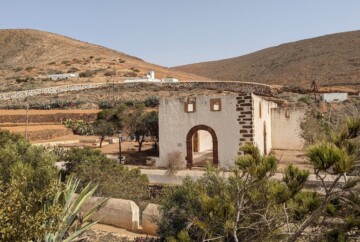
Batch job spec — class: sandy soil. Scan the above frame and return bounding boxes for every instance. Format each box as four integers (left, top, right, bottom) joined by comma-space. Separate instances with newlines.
274, 149, 312, 172
2, 124, 67, 132
91, 224, 156, 240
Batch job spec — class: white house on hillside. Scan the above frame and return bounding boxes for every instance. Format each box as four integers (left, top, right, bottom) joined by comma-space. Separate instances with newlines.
320, 92, 348, 102
47, 73, 79, 80
124, 71, 161, 83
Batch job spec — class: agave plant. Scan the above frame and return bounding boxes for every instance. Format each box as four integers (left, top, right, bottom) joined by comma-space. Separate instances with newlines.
43, 176, 109, 242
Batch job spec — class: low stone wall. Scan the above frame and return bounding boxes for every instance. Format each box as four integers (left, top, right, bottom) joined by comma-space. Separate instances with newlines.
0, 81, 274, 101
25, 128, 72, 141
83, 197, 140, 232
123, 81, 274, 96
0, 83, 107, 101
0, 112, 99, 123
142, 203, 160, 235
81, 197, 162, 235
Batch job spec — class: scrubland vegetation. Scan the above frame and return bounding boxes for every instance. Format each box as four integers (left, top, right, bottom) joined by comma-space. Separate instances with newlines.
0, 110, 358, 241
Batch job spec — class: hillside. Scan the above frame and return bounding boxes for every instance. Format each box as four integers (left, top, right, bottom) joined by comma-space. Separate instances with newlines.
0, 29, 209, 92
173, 31, 360, 90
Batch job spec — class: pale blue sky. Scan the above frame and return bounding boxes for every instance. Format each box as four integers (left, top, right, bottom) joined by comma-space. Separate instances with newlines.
1, 1, 360, 66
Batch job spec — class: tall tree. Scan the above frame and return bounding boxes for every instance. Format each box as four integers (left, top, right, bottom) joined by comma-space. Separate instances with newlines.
126, 104, 158, 152
93, 120, 115, 148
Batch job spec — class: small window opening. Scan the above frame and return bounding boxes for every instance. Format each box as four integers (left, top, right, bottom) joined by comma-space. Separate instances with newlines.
285, 109, 290, 118
259, 102, 262, 118
184, 100, 196, 113
210, 98, 222, 112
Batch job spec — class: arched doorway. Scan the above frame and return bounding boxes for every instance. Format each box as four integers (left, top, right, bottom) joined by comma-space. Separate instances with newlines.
186, 125, 218, 169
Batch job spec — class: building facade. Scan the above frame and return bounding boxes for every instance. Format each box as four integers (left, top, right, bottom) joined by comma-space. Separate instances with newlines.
158, 93, 278, 169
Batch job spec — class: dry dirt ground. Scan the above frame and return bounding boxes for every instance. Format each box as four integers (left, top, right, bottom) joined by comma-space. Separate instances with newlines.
0, 109, 100, 115
85, 224, 157, 241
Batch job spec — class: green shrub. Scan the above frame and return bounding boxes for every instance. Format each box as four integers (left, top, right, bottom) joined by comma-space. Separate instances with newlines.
25, 66, 34, 71
15, 77, 28, 83
63, 119, 94, 135
13, 67, 23, 72
125, 99, 142, 107
131, 67, 140, 73
298, 95, 311, 105
64, 147, 150, 204
67, 67, 80, 73
104, 70, 116, 76
143, 96, 159, 107
79, 70, 94, 78
47, 69, 63, 74
98, 101, 114, 109
124, 71, 137, 77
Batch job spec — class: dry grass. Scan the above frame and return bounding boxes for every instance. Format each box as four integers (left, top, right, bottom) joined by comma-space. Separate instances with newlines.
0, 29, 211, 92
174, 30, 360, 91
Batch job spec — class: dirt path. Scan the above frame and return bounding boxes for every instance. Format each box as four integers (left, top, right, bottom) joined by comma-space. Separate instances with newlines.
91, 224, 156, 240
0, 109, 100, 115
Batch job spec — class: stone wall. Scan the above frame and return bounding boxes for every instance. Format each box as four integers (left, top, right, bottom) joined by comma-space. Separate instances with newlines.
236, 93, 254, 155
124, 81, 274, 96
141, 203, 160, 235
0, 83, 107, 101
0, 112, 99, 123
81, 197, 161, 235
0, 81, 274, 101
82, 197, 140, 231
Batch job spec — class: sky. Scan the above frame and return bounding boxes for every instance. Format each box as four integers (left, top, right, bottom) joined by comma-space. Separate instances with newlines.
1, 1, 360, 67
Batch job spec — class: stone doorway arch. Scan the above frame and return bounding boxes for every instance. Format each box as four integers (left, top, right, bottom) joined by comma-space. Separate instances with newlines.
186, 124, 219, 169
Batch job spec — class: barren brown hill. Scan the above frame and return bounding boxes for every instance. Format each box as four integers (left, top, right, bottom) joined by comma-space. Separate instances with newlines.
0, 29, 209, 92
173, 31, 360, 90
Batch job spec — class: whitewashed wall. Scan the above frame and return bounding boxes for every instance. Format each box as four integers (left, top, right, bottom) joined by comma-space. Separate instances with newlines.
252, 94, 277, 155
159, 94, 240, 169
271, 108, 306, 150
198, 130, 213, 152
320, 93, 348, 102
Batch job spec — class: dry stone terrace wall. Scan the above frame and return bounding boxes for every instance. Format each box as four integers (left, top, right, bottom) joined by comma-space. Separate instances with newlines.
123, 81, 274, 96
0, 112, 98, 123
0, 83, 106, 101
0, 81, 274, 101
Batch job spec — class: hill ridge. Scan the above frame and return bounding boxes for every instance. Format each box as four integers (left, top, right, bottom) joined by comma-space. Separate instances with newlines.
173, 30, 360, 90
0, 29, 209, 91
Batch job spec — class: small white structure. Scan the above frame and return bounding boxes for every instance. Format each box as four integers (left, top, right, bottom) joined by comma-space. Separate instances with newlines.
320, 92, 348, 102
124, 70, 161, 83
158, 93, 278, 169
47, 73, 79, 80
162, 77, 179, 83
